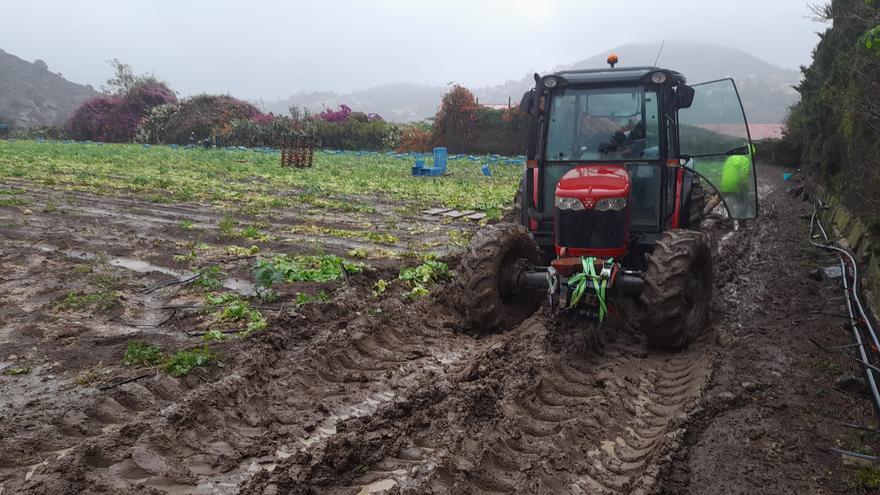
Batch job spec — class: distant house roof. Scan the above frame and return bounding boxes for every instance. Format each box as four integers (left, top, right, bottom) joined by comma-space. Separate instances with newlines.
480, 103, 510, 110
698, 123, 785, 141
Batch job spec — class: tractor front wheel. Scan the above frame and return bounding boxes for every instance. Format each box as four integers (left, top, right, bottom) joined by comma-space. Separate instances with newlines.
639, 229, 712, 349
457, 223, 541, 333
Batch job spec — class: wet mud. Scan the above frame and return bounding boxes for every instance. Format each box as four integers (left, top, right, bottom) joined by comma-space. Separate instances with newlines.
0, 171, 872, 494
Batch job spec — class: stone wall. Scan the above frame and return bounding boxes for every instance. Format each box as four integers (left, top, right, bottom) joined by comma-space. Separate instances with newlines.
812, 182, 880, 315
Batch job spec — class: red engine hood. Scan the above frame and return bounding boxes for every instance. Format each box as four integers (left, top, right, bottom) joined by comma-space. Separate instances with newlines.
555, 164, 630, 202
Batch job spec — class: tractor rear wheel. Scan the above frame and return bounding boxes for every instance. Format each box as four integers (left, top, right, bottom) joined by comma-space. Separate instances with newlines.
688, 181, 707, 228
639, 229, 712, 349
457, 223, 541, 332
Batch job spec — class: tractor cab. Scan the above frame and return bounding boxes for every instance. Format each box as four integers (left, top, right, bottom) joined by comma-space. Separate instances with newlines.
516, 59, 758, 269
457, 55, 758, 349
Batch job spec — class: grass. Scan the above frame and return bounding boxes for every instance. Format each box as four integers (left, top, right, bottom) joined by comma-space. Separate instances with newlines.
0, 141, 520, 218
207, 293, 267, 336
3, 363, 32, 376
202, 329, 227, 342
179, 219, 198, 230
240, 224, 272, 242
816, 359, 844, 376
54, 272, 121, 311
0, 197, 29, 207
290, 224, 398, 245
163, 347, 216, 377
849, 464, 880, 490
295, 291, 330, 306
123, 342, 164, 366
55, 288, 118, 311
192, 265, 225, 289
123, 341, 219, 376
218, 214, 238, 237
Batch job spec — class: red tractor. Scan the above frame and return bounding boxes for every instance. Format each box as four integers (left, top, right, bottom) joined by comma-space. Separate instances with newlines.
458, 56, 758, 348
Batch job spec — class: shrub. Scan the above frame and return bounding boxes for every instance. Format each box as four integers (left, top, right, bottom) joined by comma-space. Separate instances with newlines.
0, 118, 10, 139
124, 81, 177, 116
784, 0, 880, 229
137, 94, 261, 144
134, 102, 179, 144
9, 124, 67, 140
470, 106, 530, 156
65, 96, 129, 142
66, 80, 176, 143
431, 85, 529, 155
221, 114, 304, 148
312, 118, 393, 151
319, 104, 352, 123
395, 123, 434, 152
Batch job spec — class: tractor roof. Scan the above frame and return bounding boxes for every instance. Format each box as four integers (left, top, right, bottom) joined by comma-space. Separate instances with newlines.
550, 66, 686, 86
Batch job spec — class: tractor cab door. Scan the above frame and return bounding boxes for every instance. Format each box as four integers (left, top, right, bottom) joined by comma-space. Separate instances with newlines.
678, 78, 757, 219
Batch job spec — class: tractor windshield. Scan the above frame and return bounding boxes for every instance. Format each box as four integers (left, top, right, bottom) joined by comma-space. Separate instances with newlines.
545, 86, 660, 162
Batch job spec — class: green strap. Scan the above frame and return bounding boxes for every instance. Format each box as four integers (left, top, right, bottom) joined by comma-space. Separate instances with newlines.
584, 257, 609, 322
568, 256, 611, 322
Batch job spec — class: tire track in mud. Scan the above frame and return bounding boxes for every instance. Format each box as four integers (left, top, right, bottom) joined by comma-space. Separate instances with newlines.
275, 315, 712, 495
1, 182, 769, 494
2, 291, 494, 494
242, 191, 769, 495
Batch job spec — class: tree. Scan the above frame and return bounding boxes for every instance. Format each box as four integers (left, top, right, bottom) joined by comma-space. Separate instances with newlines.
432, 85, 478, 152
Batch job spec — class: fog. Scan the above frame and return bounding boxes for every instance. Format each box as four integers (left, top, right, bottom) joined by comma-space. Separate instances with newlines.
0, 0, 824, 99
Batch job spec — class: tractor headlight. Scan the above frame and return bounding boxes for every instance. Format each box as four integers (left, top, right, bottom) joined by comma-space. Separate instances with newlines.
650, 71, 667, 84
595, 197, 627, 211
542, 76, 559, 88
555, 196, 585, 211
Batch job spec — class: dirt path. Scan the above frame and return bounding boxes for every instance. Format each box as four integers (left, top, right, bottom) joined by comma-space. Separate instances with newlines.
1, 170, 875, 494
657, 178, 877, 494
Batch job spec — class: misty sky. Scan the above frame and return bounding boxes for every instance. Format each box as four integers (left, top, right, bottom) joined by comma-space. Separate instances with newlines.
1, 0, 824, 100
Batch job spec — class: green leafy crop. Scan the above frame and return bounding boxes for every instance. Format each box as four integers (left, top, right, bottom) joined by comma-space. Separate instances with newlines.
163, 347, 216, 377
252, 254, 361, 294
123, 342, 164, 367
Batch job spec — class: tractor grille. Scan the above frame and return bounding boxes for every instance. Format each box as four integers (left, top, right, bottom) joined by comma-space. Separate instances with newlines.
556, 209, 627, 249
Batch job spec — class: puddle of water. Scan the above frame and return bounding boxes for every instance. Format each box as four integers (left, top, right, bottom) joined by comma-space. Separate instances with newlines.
223, 278, 255, 297
357, 478, 397, 495
110, 258, 187, 278
33, 245, 256, 297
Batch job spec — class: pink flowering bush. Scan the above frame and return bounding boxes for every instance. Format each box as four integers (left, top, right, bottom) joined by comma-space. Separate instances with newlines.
319, 104, 352, 123
66, 80, 176, 142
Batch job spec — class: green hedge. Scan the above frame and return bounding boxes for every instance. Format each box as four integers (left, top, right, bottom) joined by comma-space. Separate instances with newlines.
785, 0, 880, 231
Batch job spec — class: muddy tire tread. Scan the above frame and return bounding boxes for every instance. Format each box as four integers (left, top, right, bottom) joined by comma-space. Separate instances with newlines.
639, 229, 712, 349
457, 223, 540, 332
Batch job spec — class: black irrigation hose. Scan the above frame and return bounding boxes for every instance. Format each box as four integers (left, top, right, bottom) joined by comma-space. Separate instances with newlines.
830, 447, 880, 461
810, 200, 880, 416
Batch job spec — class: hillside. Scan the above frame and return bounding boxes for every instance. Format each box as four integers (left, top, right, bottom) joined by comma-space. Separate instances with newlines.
0, 49, 98, 128
264, 42, 799, 124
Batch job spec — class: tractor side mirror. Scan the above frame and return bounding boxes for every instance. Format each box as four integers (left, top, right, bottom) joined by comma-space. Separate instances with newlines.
674, 84, 695, 109
519, 90, 535, 114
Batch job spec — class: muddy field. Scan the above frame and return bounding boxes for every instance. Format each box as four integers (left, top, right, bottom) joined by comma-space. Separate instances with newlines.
0, 166, 877, 494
